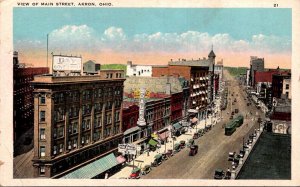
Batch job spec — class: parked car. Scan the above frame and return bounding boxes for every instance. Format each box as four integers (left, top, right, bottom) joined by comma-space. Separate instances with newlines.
214, 169, 224, 179
129, 168, 141, 179
189, 145, 199, 156
141, 165, 151, 175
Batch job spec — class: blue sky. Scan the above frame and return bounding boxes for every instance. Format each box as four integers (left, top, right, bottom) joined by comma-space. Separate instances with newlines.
14, 8, 291, 42
13, 8, 292, 68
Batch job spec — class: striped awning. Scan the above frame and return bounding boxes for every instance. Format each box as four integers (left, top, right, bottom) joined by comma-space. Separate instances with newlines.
61, 153, 118, 179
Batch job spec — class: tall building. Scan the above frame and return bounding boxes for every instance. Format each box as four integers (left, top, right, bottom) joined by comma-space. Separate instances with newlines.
152, 50, 215, 119
126, 61, 152, 77
272, 72, 291, 99
249, 56, 264, 86
13, 51, 49, 143
31, 70, 125, 178
215, 59, 224, 93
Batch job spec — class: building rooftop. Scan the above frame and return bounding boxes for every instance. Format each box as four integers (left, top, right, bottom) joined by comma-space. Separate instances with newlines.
237, 132, 291, 179
32, 70, 125, 84
168, 58, 212, 69
124, 76, 183, 95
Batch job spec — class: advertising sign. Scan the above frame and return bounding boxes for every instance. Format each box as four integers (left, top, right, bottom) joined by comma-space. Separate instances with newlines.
118, 144, 127, 154
52, 55, 82, 71
127, 144, 137, 155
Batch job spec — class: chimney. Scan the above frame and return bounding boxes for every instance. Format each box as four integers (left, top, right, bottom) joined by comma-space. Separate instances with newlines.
127, 61, 132, 66
170, 59, 173, 62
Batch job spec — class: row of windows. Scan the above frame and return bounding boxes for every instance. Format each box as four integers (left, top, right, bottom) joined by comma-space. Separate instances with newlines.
39, 126, 120, 158
49, 138, 121, 176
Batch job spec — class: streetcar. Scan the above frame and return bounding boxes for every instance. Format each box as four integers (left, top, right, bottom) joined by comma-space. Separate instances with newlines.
235, 115, 244, 127
225, 120, 237, 136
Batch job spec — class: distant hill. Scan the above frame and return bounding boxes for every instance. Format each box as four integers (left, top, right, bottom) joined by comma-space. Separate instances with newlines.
101, 64, 127, 73
225, 66, 247, 77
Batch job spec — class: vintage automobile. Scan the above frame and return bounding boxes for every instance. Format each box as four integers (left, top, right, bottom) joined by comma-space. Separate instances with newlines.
198, 129, 204, 136
228, 151, 236, 161
129, 168, 141, 179
193, 132, 199, 139
187, 139, 195, 147
189, 145, 199, 156
238, 150, 245, 158
152, 154, 163, 166
141, 165, 151, 175
165, 149, 173, 157
214, 169, 225, 179
174, 143, 181, 153
180, 140, 186, 149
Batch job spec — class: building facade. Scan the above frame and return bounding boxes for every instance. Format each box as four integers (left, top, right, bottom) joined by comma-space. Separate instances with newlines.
272, 73, 291, 99
282, 78, 291, 99
152, 50, 215, 119
249, 56, 264, 86
126, 61, 152, 77
13, 51, 49, 142
31, 71, 125, 178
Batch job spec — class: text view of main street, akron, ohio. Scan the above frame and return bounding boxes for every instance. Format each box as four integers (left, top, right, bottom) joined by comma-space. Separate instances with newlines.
2, 3, 296, 185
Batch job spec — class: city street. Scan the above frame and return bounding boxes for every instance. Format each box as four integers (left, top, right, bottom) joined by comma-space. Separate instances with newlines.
141, 70, 265, 179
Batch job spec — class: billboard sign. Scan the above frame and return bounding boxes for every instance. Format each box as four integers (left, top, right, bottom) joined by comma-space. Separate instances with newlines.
52, 55, 82, 71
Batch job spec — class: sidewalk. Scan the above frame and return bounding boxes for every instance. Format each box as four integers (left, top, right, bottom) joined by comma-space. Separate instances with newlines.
109, 100, 221, 179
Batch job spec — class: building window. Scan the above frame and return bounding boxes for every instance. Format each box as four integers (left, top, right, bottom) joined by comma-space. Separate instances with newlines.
53, 145, 57, 155
40, 166, 45, 175
73, 139, 77, 148
286, 92, 289, 98
40, 111, 45, 122
40, 95, 46, 104
40, 146, 45, 157
286, 84, 289, 89
73, 122, 78, 133
59, 144, 64, 153
40, 128, 46, 140
58, 126, 64, 138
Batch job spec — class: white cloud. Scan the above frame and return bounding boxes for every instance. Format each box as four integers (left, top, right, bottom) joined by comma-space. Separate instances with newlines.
14, 25, 291, 56
102, 27, 126, 41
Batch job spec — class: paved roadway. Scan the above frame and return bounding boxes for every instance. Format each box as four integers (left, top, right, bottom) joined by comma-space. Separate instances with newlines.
142, 70, 265, 179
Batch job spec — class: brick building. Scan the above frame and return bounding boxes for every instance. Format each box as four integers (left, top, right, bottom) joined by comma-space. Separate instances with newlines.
31, 70, 125, 178
152, 50, 215, 119
13, 51, 49, 143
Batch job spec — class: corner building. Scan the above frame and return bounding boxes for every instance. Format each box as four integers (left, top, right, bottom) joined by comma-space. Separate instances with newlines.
31, 71, 125, 178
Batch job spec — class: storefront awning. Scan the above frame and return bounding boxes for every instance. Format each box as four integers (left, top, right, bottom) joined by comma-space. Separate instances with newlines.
116, 155, 126, 164
148, 139, 158, 147
61, 153, 118, 179
123, 126, 140, 135
191, 117, 198, 123
158, 131, 169, 141
173, 122, 182, 130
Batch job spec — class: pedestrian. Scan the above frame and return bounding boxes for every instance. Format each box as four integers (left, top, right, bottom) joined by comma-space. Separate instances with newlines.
105, 172, 109, 179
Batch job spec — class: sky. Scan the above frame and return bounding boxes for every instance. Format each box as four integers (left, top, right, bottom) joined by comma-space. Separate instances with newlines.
13, 8, 292, 68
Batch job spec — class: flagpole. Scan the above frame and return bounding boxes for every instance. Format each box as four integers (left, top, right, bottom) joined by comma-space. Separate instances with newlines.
47, 34, 49, 68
